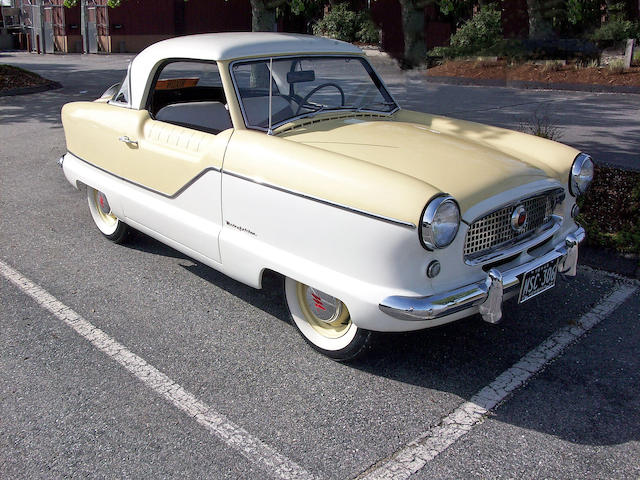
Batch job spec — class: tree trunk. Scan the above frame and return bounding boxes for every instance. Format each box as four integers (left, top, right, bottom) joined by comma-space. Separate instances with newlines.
399, 0, 427, 68
526, 0, 553, 39
251, 0, 277, 32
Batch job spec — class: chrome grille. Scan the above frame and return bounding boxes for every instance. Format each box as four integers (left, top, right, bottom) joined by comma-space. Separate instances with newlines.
464, 192, 557, 260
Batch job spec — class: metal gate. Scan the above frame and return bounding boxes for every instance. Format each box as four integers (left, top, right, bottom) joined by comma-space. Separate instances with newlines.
42, 0, 64, 53
18, 0, 41, 53
81, 0, 108, 53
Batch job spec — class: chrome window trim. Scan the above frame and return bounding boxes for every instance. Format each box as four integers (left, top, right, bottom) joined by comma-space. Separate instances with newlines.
228, 55, 400, 133
223, 170, 416, 229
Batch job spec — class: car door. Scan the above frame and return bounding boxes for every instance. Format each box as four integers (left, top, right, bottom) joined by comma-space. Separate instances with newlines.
114, 60, 233, 264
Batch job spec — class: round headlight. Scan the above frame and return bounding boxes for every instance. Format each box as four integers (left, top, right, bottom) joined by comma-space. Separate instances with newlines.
421, 195, 460, 250
570, 153, 594, 196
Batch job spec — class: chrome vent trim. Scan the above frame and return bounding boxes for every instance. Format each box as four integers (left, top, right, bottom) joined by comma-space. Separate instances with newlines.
464, 189, 564, 264
276, 112, 389, 135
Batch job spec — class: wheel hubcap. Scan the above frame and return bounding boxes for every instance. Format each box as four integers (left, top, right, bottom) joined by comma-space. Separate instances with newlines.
92, 189, 117, 227
97, 191, 111, 215
296, 283, 351, 339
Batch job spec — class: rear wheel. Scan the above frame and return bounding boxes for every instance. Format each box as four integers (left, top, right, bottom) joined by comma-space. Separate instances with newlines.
87, 187, 130, 243
284, 277, 372, 361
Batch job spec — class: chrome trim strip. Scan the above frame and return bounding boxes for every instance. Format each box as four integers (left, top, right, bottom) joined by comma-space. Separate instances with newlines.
223, 170, 416, 229
66, 151, 415, 229
66, 152, 221, 199
379, 226, 585, 322
464, 215, 562, 266
276, 111, 393, 135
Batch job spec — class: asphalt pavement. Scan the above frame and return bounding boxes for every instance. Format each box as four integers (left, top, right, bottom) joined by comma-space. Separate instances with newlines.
1, 51, 639, 479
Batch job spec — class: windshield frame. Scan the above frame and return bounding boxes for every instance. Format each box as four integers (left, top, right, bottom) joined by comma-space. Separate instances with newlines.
229, 54, 399, 133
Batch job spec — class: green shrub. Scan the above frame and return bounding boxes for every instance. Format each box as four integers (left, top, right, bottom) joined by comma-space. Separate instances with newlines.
449, 3, 502, 53
577, 166, 640, 256
429, 38, 525, 61
592, 18, 640, 44
355, 13, 379, 44
591, 2, 640, 45
312, 3, 379, 44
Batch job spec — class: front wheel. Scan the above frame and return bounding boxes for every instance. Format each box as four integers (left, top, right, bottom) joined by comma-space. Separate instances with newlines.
284, 277, 372, 361
87, 187, 130, 243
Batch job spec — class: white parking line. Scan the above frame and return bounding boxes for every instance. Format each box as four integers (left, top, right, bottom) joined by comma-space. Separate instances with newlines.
359, 283, 638, 480
0, 260, 316, 480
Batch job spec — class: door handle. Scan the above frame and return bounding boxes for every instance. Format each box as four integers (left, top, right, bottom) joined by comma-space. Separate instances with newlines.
118, 136, 138, 147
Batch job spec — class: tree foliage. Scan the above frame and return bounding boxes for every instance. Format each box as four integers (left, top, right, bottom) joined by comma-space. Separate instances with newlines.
449, 2, 501, 50
312, 3, 378, 43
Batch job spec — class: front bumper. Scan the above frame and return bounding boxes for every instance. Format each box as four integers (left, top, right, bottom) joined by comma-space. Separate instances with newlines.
379, 227, 586, 324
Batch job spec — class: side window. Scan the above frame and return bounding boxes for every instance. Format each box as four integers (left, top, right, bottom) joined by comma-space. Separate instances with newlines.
148, 61, 232, 135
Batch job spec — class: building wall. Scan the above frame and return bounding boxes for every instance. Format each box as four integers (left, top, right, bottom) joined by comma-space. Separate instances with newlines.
183, 0, 251, 34
103, 0, 251, 52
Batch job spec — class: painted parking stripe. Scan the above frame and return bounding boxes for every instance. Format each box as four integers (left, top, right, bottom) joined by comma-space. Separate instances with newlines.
359, 283, 638, 480
0, 260, 317, 480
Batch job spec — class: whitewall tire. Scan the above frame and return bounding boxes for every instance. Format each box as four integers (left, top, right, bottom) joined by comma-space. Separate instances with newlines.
284, 277, 372, 361
87, 187, 130, 243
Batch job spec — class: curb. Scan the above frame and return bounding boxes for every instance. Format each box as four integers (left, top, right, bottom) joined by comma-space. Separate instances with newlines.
419, 74, 640, 94
579, 245, 640, 279
0, 81, 62, 97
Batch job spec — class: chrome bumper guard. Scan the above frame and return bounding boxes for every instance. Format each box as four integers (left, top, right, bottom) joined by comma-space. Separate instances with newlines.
379, 227, 586, 324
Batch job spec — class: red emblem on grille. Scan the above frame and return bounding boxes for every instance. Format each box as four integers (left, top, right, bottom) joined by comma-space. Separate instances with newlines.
511, 205, 527, 233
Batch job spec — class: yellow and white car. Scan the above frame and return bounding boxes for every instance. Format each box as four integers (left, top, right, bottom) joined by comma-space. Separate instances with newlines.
59, 33, 592, 360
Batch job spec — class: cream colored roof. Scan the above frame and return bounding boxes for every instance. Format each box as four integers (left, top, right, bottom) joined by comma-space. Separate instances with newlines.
128, 32, 363, 109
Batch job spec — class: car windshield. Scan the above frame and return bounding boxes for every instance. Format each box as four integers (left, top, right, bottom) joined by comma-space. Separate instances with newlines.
231, 56, 397, 131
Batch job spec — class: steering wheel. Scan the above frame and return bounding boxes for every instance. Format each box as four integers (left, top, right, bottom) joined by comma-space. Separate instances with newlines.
295, 82, 345, 115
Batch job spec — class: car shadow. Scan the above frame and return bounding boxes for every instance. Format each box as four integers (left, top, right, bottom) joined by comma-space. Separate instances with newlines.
118, 229, 637, 448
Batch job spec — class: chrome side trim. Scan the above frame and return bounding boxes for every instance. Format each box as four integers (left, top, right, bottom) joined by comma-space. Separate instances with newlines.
379, 226, 585, 322
223, 170, 416, 229
464, 215, 562, 266
66, 151, 221, 199
66, 152, 416, 229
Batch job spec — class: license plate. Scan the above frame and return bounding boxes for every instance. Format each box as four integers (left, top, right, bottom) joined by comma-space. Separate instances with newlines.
518, 258, 558, 303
